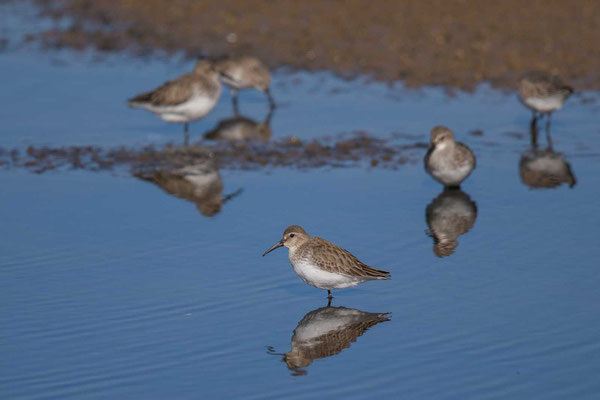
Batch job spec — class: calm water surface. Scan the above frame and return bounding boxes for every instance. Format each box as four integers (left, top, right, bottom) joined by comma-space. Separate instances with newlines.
1, 9, 600, 399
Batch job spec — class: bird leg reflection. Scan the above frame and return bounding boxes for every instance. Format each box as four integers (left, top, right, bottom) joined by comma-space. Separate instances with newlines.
530, 114, 539, 148
545, 113, 553, 149
222, 188, 244, 203
183, 122, 190, 146
231, 88, 239, 116
265, 87, 276, 110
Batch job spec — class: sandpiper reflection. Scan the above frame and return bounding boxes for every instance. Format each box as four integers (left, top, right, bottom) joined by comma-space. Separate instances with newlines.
268, 305, 390, 376
132, 147, 242, 217
426, 188, 478, 257
519, 119, 576, 189
203, 109, 273, 142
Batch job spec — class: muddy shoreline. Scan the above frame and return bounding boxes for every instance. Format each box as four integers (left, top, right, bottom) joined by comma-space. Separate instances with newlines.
24, 0, 600, 91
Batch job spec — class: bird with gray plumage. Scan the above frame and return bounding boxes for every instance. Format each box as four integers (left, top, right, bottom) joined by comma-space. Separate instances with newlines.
128, 60, 225, 144
263, 225, 390, 300
215, 55, 275, 113
518, 71, 574, 133
424, 125, 476, 188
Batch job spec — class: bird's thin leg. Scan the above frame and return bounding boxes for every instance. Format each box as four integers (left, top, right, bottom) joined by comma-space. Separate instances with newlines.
231, 88, 239, 115
545, 113, 553, 150
530, 114, 539, 149
265, 87, 276, 110
183, 122, 190, 146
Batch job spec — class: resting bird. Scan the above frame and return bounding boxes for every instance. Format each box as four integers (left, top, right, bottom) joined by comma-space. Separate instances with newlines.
424, 125, 476, 188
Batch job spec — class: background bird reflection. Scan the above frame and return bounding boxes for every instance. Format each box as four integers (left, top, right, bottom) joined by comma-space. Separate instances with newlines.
519, 118, 576, 189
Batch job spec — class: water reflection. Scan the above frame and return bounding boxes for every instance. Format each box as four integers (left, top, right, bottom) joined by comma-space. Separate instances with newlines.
268, 305, 390, 376
204, 110, 273, 142
519, 120, 577, 189
426, 188, 478, 257
132, 147, 242, 217
203, 109, 273, 142
203, 115, 271, 141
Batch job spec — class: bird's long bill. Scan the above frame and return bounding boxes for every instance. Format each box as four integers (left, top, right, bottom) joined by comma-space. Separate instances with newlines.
262, 240, 283, 256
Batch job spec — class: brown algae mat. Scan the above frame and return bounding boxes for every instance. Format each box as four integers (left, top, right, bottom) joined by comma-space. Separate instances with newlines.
29, 0, 600, 91
0, 134, 427, 174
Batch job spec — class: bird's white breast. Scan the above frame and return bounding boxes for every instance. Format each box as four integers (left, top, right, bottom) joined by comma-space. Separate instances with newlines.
431, 163, 473, 186
290, 259, 362, 290
524, 95, 565, 113
140, 87, 221, 122
428, 146, 474, 186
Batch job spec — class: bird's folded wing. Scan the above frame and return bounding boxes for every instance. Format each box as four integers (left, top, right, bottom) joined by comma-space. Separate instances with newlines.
129, 75, 195, 106
309, 238, 390, 279
456, 142, 476, 168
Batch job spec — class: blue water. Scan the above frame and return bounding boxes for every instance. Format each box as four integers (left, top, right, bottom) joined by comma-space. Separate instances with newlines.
2, 4, 600, 399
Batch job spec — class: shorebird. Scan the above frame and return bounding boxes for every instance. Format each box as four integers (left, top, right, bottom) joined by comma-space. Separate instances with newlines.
214, 55, 275, 114
267, 306, 390, 375
424, 126, 476, 188
128, 60, 225, 145
203, 109, 273, 141
426, 188, 477, 257
262, 225, 390, 299
518, 71, 574, 134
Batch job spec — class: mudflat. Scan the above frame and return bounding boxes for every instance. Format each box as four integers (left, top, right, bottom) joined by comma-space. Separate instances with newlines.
32, 0, 600, 90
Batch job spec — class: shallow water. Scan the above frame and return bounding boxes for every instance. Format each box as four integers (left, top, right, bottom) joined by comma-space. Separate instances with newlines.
2, 6, 600, 400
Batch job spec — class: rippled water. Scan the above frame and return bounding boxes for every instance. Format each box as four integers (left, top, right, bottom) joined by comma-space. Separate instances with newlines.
2, 6, 600, 399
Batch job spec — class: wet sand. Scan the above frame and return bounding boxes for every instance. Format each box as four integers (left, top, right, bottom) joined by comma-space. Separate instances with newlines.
30, 0, 600, 90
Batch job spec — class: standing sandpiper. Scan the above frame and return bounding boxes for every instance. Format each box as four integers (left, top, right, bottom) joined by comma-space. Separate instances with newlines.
424, 126, 476, 188
128, 60, 225, 145
518, 71, 574, 134
215, 55, 275, 114
262, 225, 390, 300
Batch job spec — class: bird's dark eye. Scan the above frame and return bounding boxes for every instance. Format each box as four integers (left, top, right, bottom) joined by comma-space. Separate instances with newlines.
290, 234, 295, 238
